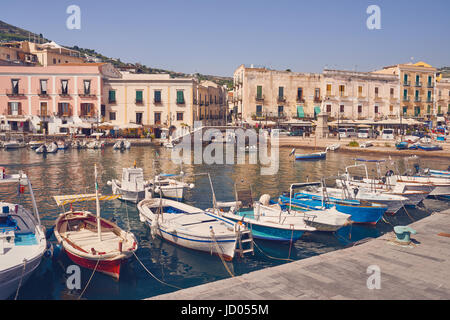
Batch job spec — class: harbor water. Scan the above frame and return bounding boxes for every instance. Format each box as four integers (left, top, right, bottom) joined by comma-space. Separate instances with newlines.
1, 145, 449, 300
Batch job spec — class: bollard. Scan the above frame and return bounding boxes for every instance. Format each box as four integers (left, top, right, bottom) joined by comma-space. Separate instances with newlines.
393, 226, 417, 245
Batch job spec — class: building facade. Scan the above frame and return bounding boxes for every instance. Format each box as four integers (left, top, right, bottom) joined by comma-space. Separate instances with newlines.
0, 63, 119, 134
233, 62, 447, 125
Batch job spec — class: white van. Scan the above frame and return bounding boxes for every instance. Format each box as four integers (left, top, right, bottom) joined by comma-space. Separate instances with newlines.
339, 128, 357, 138
358, 128, 374, 139
381, 129, 395, 140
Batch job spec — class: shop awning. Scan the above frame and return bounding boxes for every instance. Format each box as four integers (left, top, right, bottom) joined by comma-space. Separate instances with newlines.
314, 106, 321, 115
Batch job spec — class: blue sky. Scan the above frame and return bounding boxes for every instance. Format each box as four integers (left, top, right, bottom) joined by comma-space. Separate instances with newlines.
2, 0, 449, 76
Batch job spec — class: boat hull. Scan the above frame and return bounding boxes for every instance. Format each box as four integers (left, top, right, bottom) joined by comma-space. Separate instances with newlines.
143, 218, 237, 261
295, 152, 326, 160
111, 180, 145, 203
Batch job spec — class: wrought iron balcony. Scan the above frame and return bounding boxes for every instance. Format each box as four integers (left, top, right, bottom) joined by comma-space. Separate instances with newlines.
255, 94, 265, 102
277, 95, 286, 103
403, 81, 411, 86
6, 89, 25, 97
296, 96, 305, 103
415, 82, 422, 87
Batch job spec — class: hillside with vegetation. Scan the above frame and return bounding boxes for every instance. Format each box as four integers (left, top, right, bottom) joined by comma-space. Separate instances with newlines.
0, 19, 232, 88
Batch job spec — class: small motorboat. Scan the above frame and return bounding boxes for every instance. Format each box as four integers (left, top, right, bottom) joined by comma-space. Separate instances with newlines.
107, 164, 151, 203
395, 141, 409, 150
146, 173, 194, 201
113, 140, 131, 150
294, 151, 326, 160
53, 165, 138, 279
35, 144, 47, 154
326, 143, 340, 151
360, 141, 373, 148
3, 141, 25, 150
28, 141, 45, 150
137, 198, 246, 261
417, 143, 443, 151
57, 140, 70, 150
0, 169, 46, 300
46, 142, 58, 153
86, 140, 105, 149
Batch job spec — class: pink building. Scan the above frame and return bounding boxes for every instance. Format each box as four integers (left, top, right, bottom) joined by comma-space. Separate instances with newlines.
0, 63, 120, 134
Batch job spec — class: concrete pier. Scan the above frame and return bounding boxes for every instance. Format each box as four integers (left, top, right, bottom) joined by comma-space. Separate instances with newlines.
150, 209, 450, 300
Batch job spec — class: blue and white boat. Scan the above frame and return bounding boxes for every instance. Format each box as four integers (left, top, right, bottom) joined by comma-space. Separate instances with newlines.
417, 143, 443, 151
278, 191, 387, 225
0, 169, 46, 300
137, 198, 245, 261
290, 148, 327, 161
209, 199, 316, 241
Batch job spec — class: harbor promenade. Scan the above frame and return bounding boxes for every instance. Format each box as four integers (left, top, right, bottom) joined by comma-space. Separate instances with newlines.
150, 209, 450, 300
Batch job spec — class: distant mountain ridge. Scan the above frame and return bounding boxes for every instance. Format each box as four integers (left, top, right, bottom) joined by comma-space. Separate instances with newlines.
0, 20, 232, 88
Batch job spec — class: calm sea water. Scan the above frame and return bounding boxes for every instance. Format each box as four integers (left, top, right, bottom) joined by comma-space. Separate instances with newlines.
1, 145, 449, 300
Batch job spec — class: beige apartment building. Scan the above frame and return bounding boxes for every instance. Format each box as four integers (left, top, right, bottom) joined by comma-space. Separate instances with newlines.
233, 65, 322, 125
233, 62, 447, 125
436, 76, 450, 116
373, 62, 437, 119
196, 80, 228, 126
103, 73, 198, 130
0, 41, 84, 66
322, 69, 399, 120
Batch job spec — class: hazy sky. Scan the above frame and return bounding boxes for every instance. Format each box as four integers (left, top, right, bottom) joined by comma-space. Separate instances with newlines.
2, 0, 449, 76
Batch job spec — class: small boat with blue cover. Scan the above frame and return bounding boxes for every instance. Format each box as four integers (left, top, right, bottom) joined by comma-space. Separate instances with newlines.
278, 189, 387, 225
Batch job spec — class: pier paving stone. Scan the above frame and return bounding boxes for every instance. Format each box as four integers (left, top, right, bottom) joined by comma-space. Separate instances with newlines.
149, 210, 450, 300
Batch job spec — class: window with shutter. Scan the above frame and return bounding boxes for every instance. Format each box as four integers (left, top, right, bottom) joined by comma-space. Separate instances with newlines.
136, 90, 143, 103
177, 90, 185, 104
154, 90, 161, 103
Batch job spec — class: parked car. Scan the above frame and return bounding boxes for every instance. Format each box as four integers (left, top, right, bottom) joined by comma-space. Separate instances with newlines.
357, 128, 375, 139
339, 128, 357, 138
381, 129, 395, 140
289, 130, 304, 137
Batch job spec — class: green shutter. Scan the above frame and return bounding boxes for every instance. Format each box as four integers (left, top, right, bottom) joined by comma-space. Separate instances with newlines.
403, 106, 408, 114
109, 90, 115, 102
279, 87, 284, 97
297, 106, 305, 118
154, 90, 161, 102
257, 86, 262, 98
177, 91, 184, 103
427, 105, 431, 114
136, 90, 143, 102
415, 107, 420, 116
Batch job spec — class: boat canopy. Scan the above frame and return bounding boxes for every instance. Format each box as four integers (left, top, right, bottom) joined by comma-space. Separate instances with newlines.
53, 194, 120, 206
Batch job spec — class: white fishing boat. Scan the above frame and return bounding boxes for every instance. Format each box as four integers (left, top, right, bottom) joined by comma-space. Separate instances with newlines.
57, 140, 70, 150
326, 143, 340, 151
0, 169, 46, 300
46, 142, 58, 153
53, 165, 138, 279
107, 164, 151, 203
146, 173, 194, 201
86, 140, 105, 149
3, 141, 25, 150
338, 163, 429, 206
360, 141, 373, 148
113, 140, 131, 150
28, 141, 45, 150
137, 198, 244, 261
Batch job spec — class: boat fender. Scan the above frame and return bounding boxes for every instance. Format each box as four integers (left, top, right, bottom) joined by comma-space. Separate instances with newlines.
353, 188, 359, 197
259, 194, 271, 206
189, 183, 195, 189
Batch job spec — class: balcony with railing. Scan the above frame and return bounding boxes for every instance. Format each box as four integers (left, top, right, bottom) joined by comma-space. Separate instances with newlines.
314, 96, 322, 102
79, 90, 96, 98
6, 89, 26, 98
296, 96, 305, 103
426, 98, 434, 103
255, 94, 265, 102
427, 83, 434, 88
251, 112, 288, 121
176, 98, 185, 105
38, 91, 51, 98
403, 81, 411, 87
277, 95, 286, 103
402, 96, 410, 102
59, 91, 71, 98
57, 108, 73, 118
415, 82, 422, 87
414, 97, 422, 102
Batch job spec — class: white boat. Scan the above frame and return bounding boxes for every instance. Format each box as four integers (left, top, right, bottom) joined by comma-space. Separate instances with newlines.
360, 141, 373, 148
146, 173, 194, 201
46, 142, 58, 153
28, 141, 45, 150
163, 141, 174, 148
86, 140, 105, 149
53, 165, 138, 279
3, 141, 25, 150
107, 165, 151, 203
0, 169, 46, 300
57, 140, 70, 150
326, 143, 340, 151
113, 140, 131, 150
339, 163, 429, 207
137, 198, 243, 261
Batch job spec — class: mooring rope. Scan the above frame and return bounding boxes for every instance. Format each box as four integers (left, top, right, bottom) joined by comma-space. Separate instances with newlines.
132, 251, 182, 290
252, 240, 294, 262
14, 259, 27, 300
78, 258, 100, 300
210, 228, 235, 278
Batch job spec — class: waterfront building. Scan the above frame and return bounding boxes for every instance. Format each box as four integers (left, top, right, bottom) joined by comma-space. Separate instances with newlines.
322, 69, 399, 121
195, 80, 228, 126
373, 62, 437, 120
436, 76, 450, 119
0, 63, 119, 134
233, 64, 322, 126
103, 72, 198, 133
